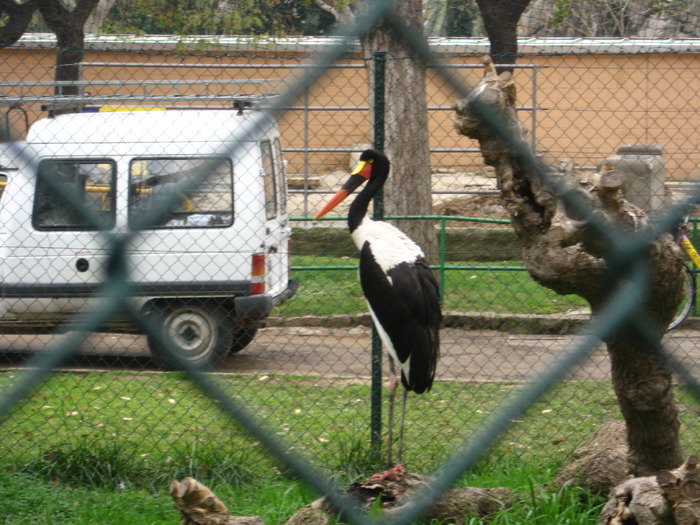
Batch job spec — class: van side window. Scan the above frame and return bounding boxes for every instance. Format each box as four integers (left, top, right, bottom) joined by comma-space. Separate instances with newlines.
128, 157, 233, 229
261, 140, 277, 220
33, 159, 116, 230
273, 138, 287, 216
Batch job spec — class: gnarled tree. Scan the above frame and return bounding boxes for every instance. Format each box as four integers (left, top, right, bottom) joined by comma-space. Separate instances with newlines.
453, 56, 686, 477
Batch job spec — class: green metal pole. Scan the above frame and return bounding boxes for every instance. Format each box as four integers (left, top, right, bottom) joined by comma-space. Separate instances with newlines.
370, 50, 386, 456
439, 217, 446, 305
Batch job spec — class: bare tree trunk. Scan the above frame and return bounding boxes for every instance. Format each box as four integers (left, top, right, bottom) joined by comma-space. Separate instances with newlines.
39, 0, 99, 113
358, 0, 438, 263
475, 0, 531, 73
0, 0, 98, 76
453, 57, 685, 476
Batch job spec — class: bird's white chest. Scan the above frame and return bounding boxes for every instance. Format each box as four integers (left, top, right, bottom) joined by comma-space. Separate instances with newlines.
351, 218, 424, 270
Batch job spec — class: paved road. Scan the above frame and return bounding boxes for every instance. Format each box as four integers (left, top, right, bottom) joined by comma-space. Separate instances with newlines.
0, 325, 698, 383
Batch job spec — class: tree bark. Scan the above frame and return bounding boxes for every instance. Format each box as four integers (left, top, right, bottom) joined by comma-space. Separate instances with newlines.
357, 0, 438, 263
39, 0, 99, 101
475, 0, 531, 73
453, 56, 685, 476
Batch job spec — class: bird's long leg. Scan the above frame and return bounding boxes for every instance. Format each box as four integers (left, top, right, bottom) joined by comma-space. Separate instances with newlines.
398, 387, 408, 465
386, 356, 398, 469
369, 357, 404, 482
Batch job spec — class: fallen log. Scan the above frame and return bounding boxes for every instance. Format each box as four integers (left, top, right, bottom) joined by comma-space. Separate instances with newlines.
554, 420, 629, 495
170, 470, 511, 524
286, 468, 511, 524
169, 477, 264, 525
598, 455, 700, 525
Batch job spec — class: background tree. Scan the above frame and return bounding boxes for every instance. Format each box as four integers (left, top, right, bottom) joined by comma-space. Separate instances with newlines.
519, 0, 699, 38
0, 0, 100, 105
102, 0, 338, 36
83, 0, 116, 34
475, 0, 530, 74
354, 0, 438, 261
424, 0, 480, 37
39, 0, 100, 99
0, 0, 38, 46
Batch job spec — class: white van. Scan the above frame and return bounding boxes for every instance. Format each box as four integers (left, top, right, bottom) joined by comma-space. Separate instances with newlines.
0, 108, 297, 368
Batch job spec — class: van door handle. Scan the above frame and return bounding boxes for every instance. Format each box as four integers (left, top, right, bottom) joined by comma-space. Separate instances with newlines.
76, 258, 90, 272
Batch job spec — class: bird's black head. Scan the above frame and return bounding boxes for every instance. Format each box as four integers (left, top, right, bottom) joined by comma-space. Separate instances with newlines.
356, 149, 390, 181
313, 149, 390, 221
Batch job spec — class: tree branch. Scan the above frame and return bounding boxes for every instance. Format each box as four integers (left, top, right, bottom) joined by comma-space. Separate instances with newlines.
313, 0, 340, 21
37, 0, 99, 41
0, 0, 40, 47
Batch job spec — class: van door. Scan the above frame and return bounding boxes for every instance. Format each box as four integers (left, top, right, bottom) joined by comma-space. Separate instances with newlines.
260, 138, 290, 299
126, 155, 241, 286
5, 158, 117, 318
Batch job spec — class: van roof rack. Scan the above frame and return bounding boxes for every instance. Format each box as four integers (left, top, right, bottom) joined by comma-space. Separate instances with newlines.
0, 79, 282, 116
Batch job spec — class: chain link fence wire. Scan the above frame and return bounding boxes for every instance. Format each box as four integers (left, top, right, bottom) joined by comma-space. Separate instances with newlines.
0, 0, 699, 522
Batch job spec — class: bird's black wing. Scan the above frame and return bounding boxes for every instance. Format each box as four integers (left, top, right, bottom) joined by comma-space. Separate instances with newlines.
359, 242, 441, 394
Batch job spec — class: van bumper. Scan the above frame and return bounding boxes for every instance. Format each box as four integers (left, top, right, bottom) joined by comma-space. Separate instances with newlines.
234, 279, 298, 320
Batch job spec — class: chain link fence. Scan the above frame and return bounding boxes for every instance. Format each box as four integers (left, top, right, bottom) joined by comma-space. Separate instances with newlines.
0, 0, 699, 522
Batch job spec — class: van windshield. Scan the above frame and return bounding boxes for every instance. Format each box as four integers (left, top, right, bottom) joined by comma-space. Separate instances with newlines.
33, 159, 116, 231
128, 157, 233, 229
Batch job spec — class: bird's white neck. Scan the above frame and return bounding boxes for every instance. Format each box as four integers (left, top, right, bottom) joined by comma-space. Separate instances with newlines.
351, 216, 425, 270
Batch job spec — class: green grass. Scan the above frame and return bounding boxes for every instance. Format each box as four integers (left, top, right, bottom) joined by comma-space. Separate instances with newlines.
0, 370, 697, 523
280, 255, 589, 317
1, 373, 624, 476
0, 461, 607, 524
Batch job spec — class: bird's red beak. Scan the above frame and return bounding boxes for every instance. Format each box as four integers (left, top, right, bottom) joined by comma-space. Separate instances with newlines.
314, 188, 350, 220
314, 160, 372, 220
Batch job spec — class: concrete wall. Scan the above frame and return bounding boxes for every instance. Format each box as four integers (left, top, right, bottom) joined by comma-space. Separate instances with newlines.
2, 37, 698, 179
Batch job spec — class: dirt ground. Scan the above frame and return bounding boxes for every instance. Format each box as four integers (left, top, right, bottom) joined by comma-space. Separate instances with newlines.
287, 170, 507, 223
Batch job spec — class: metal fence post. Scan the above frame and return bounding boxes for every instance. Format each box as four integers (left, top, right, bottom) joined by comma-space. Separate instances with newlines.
370, 50, 386, 456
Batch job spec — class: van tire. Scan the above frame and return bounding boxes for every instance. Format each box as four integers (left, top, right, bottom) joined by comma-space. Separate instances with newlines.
230, 324, 258, 354
147, 301, 232, 369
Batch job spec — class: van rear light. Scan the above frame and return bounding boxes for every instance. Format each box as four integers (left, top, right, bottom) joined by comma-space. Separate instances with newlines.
250, 253, 266, 295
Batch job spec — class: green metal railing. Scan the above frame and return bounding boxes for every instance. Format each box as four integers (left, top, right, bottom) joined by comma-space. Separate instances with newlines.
294, 215, 700, 312
292, 214, 526, 305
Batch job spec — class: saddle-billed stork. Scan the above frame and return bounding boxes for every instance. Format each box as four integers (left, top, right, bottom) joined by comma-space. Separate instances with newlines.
314, 149, 441, 479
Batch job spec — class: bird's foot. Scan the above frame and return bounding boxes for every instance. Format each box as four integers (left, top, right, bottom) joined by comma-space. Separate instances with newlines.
369, 463, 404, 482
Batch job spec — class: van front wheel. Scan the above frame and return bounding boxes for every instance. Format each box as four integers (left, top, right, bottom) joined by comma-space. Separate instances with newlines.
147, 301, 232, 369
